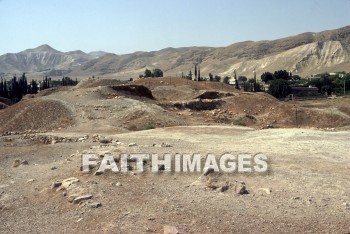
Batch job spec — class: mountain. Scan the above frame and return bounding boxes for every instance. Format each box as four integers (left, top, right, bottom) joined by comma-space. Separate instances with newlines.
0, 45, 96, 77
1, 26, 350, 78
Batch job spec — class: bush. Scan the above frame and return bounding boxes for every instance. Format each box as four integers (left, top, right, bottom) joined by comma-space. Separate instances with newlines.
268, 79, 291, 98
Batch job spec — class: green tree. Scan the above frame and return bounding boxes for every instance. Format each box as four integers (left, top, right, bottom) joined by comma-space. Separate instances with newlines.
194, 64, 197, 80
261, 72, 275, 83
209, 73, 213, 81
214, 75, 221, 82
197, 66, 201, 81
19, 73, 28, 96
223, 76, 230, 84
274, 70, 290, 80
188, 70, 192, 80
321, 85, 332, 95
234, 70, 239, 89
238, 76, 247, 82
29, 80, 38, 94
268, 79, 291, 98
10, 76, 22, 102
152, 68, 163, 77
144, 69, 152, 78
0, 78, 5, 98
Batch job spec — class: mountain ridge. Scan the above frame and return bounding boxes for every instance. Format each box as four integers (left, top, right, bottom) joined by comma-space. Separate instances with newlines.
1, 25, 350, 78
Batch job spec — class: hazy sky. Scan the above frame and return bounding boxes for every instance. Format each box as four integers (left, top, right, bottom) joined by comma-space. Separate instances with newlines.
0, 0, 349, 55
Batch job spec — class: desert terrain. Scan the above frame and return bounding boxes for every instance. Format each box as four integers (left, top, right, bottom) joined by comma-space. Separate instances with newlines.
1, 25, 350, 79
0, 77, 349, 233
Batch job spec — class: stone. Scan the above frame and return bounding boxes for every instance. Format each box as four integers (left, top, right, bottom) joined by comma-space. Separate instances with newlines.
12, 159, 28, 167
258, 188, 272, 194
128, 143, 137, 147
235, 182, 249, 195
67, 195, 77, 203
51, 181, 62, 189
164, 225, 179, 234
88, 202, 102, 208
12, 159, 21, 168
61, 178, 79, 189
94, 171, 103, 176
202, 168, 214, 176
99, 138, 111, 144
161, 143, 172, 147
116, 182, 122, 187
220, 185, 229, 192
73, 194, 93, 204
51, 166, 58, 170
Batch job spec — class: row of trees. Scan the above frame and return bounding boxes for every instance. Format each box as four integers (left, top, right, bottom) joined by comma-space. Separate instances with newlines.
307, 73, 350, 95
0, 73, 79, 103
140, 68, 163, 78
261, 70, 301, 83
0, 73, 39, 102
138, 66, 348, 98
265, 71, 350, 98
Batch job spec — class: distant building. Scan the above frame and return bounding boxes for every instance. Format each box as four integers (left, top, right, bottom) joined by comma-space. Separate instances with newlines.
290, 86, 319, 96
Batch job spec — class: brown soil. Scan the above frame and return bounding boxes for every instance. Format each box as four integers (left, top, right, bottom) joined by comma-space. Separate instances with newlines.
0, 77, 349, 233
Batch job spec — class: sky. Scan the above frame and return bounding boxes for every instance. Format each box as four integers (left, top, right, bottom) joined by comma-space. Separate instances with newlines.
0, 0, 349, 55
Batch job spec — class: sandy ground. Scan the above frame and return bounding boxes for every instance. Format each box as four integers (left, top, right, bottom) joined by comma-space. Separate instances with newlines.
0, 126, 349, 233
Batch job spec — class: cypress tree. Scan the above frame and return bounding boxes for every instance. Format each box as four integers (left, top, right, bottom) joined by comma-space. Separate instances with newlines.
194, 64, 197, 80
198, 66, 201, 81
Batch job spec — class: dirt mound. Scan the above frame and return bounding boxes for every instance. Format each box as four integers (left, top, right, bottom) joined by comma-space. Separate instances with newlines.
76, 78, 126, 89
111, 85, 154, 99
134, 77, 238, 93
0, 98, 74, 134
35, 86, 72, 97
195, 91, 234, 99
224, 92, 279, 115
151, 85, 196, 101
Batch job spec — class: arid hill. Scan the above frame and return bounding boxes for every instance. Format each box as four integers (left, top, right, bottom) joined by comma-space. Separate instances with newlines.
1, 26, 350, 79
0, 77, 349, 135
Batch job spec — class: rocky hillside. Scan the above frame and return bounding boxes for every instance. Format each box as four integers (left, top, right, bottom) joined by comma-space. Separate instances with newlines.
0, 45, 108, 77
1, 26, 350, 78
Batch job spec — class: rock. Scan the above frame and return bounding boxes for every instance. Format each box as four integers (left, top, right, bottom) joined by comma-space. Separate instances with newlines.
202, 168, 214, 176
220, 185, 229, 192
116, 182, 122, 187
94, 171, 103, 176
12, 159, 21, 168
99, 138, 111, 144
61, 178, 79, 189
235, 182, 249, 195
88, 202, 102, 208
67, 195, 76, 203
128, 143, 137, 147
27, 179, 35, 183
51, 166, 57, 170
73, 194, 93, 204
12, 159, 28, 167
164, 225, 179, 234
258, 188, 272, 194
161, 143, 172, 147
51, 181, 62, 189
